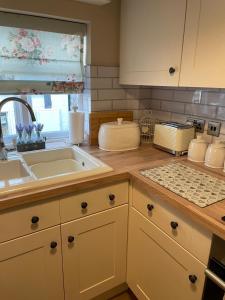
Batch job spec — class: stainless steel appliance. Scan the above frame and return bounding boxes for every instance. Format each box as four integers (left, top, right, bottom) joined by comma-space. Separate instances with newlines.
203, 236, 225, 300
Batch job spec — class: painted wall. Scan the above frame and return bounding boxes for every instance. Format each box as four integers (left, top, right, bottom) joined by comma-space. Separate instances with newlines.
0, 0, 121, 66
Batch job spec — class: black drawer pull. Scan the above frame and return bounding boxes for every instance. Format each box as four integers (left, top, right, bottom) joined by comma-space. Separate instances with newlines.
50, 241, 57, 249
81, 202, 88, 209
68, 236, 75, 243
109, 194, 115, 201
31, 216, 39, 224
170, 221, 178, 230
147, 204, 154, 211
189, 275, 197, 284
169, 67, 176, 74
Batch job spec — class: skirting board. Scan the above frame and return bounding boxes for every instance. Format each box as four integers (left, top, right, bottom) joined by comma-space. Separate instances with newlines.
93, 283, 128, 300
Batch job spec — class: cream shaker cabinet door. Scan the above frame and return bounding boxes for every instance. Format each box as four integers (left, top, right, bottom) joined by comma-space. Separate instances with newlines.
127, 208, 206, 300
61, 205, 128, 300
180, 0, 225, 87
0, 226, 64, 300
120, 0, 186, 86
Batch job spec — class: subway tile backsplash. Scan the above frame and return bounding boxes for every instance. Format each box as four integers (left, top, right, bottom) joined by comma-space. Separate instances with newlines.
85, 65, 225, 140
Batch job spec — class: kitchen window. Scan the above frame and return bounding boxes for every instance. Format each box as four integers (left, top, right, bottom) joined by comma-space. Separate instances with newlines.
0, 94, 83, 144
0, 11, 87, 144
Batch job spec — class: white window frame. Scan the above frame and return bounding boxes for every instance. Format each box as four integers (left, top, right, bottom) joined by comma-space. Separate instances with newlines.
2, 94, 70, 145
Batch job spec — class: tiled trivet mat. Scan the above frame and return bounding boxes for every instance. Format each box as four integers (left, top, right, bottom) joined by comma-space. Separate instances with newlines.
140, 162, 225, 207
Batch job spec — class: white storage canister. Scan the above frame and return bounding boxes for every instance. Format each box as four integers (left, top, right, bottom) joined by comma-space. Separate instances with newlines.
98, 118, 140, 151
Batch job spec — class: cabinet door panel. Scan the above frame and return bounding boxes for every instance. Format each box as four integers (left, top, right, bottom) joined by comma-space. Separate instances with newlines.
180, 0, 225, 87
127, 208, 206, 300
62, 205, 128, 300
120, 0, 186, 86
0, 226, 64, 300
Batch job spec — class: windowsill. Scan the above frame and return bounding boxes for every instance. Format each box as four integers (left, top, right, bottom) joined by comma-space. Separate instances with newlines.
6, 137, 89, 159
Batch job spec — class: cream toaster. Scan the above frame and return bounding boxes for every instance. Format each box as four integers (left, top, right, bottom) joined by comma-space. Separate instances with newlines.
153, 122, 195, 156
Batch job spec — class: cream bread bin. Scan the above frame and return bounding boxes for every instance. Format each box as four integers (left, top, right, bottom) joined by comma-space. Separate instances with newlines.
98, 118, 140, 151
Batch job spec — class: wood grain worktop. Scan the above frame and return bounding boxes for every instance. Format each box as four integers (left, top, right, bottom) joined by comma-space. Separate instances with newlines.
0, 144, 225, 240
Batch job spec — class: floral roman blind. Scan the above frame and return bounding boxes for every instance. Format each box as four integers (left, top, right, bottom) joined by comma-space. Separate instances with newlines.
0, 15, 86, 94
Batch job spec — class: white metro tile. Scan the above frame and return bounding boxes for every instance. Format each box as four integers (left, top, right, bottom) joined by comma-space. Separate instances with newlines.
98, 89, 126, 100
139, 99, 160, 110
150, 110, 171, 121
185, 104, 217, 118
87, 78, 112, 89
84, 89, 98, 101
91, 100, 112, 111
112, 78, 122, 89
126, 89, 140, 99
201, 91, 225, 106
173, 90, 198, 103
113, 99, 139, 110
217, 107, 225, 120
97, 66, 119, 78
171, 113, 187, 124
161, 101, 185, 113
151, 88, 174, 100
85, 65, 98, 78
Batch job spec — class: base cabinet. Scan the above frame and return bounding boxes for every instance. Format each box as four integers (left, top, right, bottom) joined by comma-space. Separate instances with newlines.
127, 208, 206, 300
61, 205, 128, 300
0, 226, 64, 300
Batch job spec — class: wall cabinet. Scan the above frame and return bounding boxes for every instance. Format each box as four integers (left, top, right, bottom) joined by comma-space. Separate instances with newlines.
120, 0, 187, 86
120, 0, 225, 88
61, 205, 128, 300
127, 208, 206, 300
180, 0, 225, 88
0, 226, 64, 300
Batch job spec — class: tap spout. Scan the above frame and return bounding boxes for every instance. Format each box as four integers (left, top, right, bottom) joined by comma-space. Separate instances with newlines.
0, 97, 36, 155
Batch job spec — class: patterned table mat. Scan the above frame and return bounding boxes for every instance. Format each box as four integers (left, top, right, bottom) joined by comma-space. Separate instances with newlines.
140, 162, 225, 208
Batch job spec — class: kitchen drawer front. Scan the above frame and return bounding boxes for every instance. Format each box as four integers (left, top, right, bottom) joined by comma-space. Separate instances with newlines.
128, 207, 206, 300
0, 199, 60, 243
60, 181, 129, 223
132, 183, 212, 265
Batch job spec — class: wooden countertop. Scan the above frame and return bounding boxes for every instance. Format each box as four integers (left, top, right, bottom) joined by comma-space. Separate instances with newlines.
0, 144, 225, 240
0, 145, 170, 211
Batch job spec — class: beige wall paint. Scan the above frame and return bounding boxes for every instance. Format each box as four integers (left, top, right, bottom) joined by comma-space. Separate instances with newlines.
0, 0, 120, 66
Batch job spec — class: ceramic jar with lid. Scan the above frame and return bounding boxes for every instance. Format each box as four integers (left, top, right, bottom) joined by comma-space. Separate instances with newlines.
205, 140, 225, 168
98, 118, 140, 151
187, 135, 208, 162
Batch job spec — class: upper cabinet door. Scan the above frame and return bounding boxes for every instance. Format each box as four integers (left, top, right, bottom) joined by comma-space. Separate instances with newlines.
180, 0, 225, 88
120, 0, 187, 86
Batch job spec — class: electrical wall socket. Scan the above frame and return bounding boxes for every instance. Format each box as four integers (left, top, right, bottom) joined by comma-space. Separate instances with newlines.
186, 118, 205, 133
207, 121, 221, 137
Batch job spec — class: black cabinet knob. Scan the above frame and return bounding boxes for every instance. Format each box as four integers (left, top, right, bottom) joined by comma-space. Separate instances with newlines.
189, 275, 197, 284
169, 67, 176, 75
31, 216, 39, 224
81, 202, 88, 209
68, 236, 75, 243
50, 241, 57, 249
147, 204, 154, 211
221, 216, 225, 222
170, 221, 178, 230
109, 194, 115, 201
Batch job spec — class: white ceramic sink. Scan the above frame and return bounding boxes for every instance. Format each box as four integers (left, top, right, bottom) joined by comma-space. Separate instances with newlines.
21, 146, 113, 180
0, 159, 33, 188
0, 146, 113, 195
